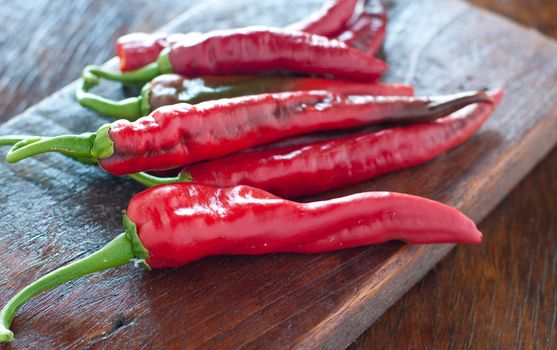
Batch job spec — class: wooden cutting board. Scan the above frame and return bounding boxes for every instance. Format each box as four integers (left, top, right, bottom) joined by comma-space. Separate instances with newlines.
1, 0, 557, 349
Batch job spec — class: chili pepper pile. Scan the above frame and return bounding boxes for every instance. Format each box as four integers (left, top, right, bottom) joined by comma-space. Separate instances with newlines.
0, 0, 504, 343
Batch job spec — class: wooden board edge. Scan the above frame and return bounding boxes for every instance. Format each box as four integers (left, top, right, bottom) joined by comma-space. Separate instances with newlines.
1, 1, 556, 348
295, 83, 557, 350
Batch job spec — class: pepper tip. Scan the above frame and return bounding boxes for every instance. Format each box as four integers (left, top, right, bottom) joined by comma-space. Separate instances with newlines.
5, 149, 20, 164
471, 229, 483, 245
81, 65, 101, 90
0, 326, 15, 343
486, 89, 505, 106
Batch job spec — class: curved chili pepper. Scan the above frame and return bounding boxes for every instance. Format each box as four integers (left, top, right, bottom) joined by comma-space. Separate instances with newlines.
116, 32, 183, 73
166, 29, 386, 81
114, 1, 384, 74
129, 89, 502, 197
0, 182, 482, 342
77, 73, 414, 120
117, 0, 359, 72
4, 91, 490, 176
337, 0, 387, 56
82, 28, 387, 90
287, 0, 359, 36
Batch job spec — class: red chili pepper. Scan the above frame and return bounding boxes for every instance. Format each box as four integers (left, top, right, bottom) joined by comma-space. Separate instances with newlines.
116, 32, 169, 73
287, 0, 359, 37
85, 28, 387, 87
337, 0, 387, 56
117, 0, 359, 72
167, 28, 386, 81
5, 91, 490, 175
116, 32, 186, 72
0, 182, 482, 342
130, 90, 503, 197
76, 73, 414, 120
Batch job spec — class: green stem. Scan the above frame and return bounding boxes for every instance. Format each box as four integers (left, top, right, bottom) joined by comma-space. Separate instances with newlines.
82, 63, 161, 89
0, 233, 135, 343
76, 85, 143, 121
0, 136, 39, 147
5, 134, 96, 164
4, 125, 114, 164
81, 48, 172, 90
1, 136, 98, 165
128, 172, 185, 187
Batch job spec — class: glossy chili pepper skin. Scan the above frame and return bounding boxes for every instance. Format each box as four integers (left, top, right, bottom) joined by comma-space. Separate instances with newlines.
127, 183, 482, 268
0, 182, 483, 343
287, 0, 359, 36
135, 90, 502, 198
147, 74, 415, 110
337, 0, 387, 56
116, 0, 359, 71
116, 32, 168, 72
98, 90, 490, 175
116, 32, 190, 72
165, 27, 386, 81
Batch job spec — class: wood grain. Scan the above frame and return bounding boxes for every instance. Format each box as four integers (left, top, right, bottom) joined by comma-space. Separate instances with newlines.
0, 0, 199, 122
350, 145, 557, 350
350, 1, 557, 349
0, 0, 556, 349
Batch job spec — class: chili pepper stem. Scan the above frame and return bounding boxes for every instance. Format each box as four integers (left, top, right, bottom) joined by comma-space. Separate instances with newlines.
76, 85, 143, 121
5, 134, 96, 163
4, 125, 114, 164
82, 63, 160, 88
0, 233, 135, 343
82, 48, 172, 89
128, 172, 186, 187
1, 136, 98, 165
0, 136, 39, 147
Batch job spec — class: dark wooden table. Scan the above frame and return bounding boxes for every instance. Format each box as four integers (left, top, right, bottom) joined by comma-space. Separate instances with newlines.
0, 1, 555, 349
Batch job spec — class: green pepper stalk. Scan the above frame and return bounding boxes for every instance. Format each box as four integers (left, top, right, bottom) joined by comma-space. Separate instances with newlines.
0, 215, 149, 343
0, 135, 40, 146
75, 86, 149, 121
0, 125, 113, 165
0, 134, 182, 185
0, 136, 178, 181
77, 49, 172, 119
0, 135, 99, 164
128, 171, 185, 187
81, 48, 173, 90
76, 73, 273, 121
0, 234, 132, 342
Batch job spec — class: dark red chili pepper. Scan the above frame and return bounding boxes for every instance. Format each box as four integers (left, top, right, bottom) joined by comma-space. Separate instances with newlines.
287, 0, 359, 37
337, 0, 387, 56
4, 91, 490, 176
147, 75, 414, 109
116, 0, 359, 72
0, 182, 482, 342
130, 90, 502, 197
82, 28, 387, 89
76, 73, 414, 120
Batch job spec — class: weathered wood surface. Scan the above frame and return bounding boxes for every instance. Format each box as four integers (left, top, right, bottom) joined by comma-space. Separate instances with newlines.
0, 0, 557, 349
0, 0, 198, 121
350, 1, 557, 348
350, 145, 557, 350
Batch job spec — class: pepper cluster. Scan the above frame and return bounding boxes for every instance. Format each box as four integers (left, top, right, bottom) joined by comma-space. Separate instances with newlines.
0, 0, 503, 343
